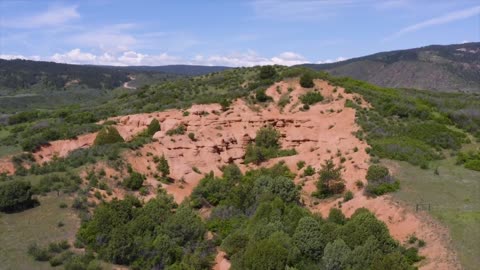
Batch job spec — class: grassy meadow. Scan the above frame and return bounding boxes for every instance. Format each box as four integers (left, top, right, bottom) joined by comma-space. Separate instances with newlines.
387, 143, 480, 270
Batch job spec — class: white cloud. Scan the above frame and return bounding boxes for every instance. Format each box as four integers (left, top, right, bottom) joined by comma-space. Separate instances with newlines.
190, 51, 309, 66
51, 49, 97, 64
45, 49, 181, 66
386, 5, 480, 40
0, 54, 40, 61
316, 56, 348, 64
1, 49, 312, 67
2, 5, 80, 28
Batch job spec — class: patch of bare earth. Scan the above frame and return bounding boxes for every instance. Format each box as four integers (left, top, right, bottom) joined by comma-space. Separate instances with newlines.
0, 158, 15, 174
2, 79, 460, 269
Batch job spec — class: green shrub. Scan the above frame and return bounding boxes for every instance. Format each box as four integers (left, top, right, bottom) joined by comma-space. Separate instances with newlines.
28, 243, 51, 261
303, 165, 315, 176
343, 190, 353, 202
278, 93, 290, 108
259, 65, 277, 79
300, 73, 315, 88
366, 165, 389, 181
157, 155, 170, 177
418, 239, 426, 248
123, 172, 145, 190
146, 118, 161, 136
166, 124, 186, 136
365, 165, 399, 196
255, 88, 270, 103
464, 160, 480, 171
0, 180, 34, 212
255, 126, 280, 149
296, 161, 306, 170
93, 126, 124, 145
244, 126, 296, 164
188, 132, 196, 141
299, 91, 324, 106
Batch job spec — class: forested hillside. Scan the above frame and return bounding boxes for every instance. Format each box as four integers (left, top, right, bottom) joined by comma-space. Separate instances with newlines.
303, 42, 480, 92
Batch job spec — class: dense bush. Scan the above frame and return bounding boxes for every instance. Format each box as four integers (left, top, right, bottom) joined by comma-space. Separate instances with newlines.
192, 163, 419, 270
259, 65, 277, 79
146, 118, 161, 136
255, 88, 271, 103
94, 126, 124, 145
299, 91, 324, 106
0, 180, 34, 212
255, 126, 280, 148
77, 192, 212, 269
123, 172, 145, 190
465, 160, 480, 171
456, 150, 480, 171
299, 73, 315, 88
366, 165, 390, 181
303, 165, 315, 176
365, 165, 400, 196
244, 126, 296, 164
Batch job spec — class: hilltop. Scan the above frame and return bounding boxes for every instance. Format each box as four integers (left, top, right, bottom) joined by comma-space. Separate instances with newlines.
0, 65, 479, 269
303, 42, 480, 93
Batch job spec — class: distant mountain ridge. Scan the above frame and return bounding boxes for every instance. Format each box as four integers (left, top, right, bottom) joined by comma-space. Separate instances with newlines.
115, 65, 231, 76
302, 42, 480, 93
0, 59, 231, 91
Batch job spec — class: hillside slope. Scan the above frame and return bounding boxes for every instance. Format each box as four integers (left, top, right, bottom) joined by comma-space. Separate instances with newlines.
0, 59, 130, 91
303, 42, 480, 92
1, 78, 461, 269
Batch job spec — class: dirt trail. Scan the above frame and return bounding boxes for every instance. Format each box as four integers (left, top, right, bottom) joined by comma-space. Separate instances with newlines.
123, 75, 136, 89
0, 78, 460, 269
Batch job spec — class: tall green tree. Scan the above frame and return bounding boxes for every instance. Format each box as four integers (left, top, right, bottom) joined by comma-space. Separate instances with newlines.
292, 216, 326, 260
323, 239, 352, 270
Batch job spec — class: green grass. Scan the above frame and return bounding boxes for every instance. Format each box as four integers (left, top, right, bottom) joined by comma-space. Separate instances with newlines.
0, 194, 80, 270
386, 144, 480, 270
0, 145, 21, 158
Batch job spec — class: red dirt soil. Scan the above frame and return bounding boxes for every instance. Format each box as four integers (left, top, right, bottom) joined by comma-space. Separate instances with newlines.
0, 79, 460, 269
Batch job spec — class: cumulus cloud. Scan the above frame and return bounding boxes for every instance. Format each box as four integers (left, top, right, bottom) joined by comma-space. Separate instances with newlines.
45, 49, 181, 66
191, 51, 309, 66
51, 49, 96, 64
1, 49, 312, 67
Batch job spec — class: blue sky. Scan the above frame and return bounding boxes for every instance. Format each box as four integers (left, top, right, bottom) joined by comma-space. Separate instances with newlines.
1, 0, 479, 66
